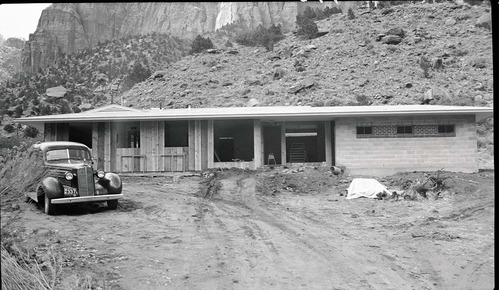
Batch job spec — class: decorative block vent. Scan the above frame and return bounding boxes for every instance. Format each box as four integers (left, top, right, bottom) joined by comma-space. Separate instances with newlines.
414, 125, 438, 135
373, 125, 397, 136
356, 124, 455, 138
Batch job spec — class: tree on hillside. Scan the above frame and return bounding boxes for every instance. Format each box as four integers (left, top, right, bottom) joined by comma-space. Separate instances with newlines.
296, 17, 318, 39
122, 61, 152, 90
24, 126, 39, 138
234, 24, 284, 52
189, 35, 214, 54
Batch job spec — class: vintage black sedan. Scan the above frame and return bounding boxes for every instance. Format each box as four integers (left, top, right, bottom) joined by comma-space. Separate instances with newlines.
26, 141, 123, 215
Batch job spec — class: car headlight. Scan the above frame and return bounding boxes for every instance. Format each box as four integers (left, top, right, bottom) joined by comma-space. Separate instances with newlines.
97, 170, 105, 178
65, 172, 74, 181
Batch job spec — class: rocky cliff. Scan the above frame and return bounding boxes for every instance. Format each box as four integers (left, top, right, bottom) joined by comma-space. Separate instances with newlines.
21, 2, 334, 74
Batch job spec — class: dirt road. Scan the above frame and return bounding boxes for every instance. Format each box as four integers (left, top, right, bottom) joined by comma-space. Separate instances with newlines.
2, 170, 494, 290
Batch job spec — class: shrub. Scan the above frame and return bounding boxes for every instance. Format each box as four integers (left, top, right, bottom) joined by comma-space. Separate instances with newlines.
419, 56, 431, 78
234, 24, 284, 51
296, 18, 318, 39
122, 61, 152, 90
348, 8, 355, 20
23, 126, 39, 138
14, 105, 23, 118
189, 35, 214, 54
3, 124, 15, 133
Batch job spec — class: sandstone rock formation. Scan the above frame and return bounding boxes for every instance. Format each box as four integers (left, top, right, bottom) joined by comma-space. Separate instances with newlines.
21, 2, 334, 74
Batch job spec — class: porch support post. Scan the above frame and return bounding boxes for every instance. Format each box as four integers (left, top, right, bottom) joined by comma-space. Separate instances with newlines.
253, 120, 263, 169
281, 122, 286, 165
195, 120, 202, 171
92, 122, 98, 164
325, 121, 333, 166
207, 120, 214, 169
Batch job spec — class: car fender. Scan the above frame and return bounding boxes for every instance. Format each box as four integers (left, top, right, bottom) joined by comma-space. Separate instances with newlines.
98, 172, 122, 194
39, 177, 64, 199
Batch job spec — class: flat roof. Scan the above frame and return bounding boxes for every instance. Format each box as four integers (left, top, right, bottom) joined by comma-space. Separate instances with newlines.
16, 104, 493, 126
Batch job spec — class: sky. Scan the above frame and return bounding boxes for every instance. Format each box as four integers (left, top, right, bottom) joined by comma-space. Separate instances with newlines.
0, 3, 52, 40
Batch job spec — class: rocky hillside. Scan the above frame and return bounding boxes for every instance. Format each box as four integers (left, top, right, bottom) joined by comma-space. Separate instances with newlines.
0, 33, 188, 122
123, 2, 493, 109
22, 2, 333, 74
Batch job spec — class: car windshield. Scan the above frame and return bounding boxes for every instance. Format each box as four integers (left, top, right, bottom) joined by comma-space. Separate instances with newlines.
46, 148, 92, 164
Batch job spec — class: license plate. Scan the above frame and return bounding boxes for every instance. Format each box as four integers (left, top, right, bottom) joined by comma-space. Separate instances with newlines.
64, 187, 78, 197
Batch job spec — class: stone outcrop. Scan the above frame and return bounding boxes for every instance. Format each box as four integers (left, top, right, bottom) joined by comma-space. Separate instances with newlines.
21, 2, 337, 73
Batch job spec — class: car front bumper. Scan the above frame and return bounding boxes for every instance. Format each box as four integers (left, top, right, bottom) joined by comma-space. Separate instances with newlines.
51, 194, 123, 204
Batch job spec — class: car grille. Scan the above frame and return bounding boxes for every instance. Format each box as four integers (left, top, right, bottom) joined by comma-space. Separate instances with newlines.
77, 166, 95, 197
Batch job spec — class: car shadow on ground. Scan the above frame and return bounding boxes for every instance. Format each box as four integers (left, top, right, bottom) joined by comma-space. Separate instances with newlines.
31, 198, 143, 216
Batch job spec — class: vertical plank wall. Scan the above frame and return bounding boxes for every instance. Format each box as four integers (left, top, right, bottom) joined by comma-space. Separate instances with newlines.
44, 123, 69, 141
91, 122, 106, 170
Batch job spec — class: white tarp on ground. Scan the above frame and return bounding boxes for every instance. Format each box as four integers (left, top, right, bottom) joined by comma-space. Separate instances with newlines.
346, 178, 392, 200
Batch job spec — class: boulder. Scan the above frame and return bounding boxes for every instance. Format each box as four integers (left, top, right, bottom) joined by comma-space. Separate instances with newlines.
445, 18, 457, 26
151, 70, 168, 79
46, 86, 67, 98
381, 8, 394, 15
475, 12, 491, 29
421, 89, 434, 104
273, 68, 284, 80
386, 28, 405, 38
246, 77, 262, 86
288, 79, 315, 94
303, 44, 317, 52
381, 35, 402, 45
79, 103, 93, 110
247, 98, 260, 107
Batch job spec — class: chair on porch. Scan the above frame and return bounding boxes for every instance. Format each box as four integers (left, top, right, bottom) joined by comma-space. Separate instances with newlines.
267, 153, 276, 165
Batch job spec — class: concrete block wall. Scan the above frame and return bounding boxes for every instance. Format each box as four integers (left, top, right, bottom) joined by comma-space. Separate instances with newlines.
335, 114, 478, 176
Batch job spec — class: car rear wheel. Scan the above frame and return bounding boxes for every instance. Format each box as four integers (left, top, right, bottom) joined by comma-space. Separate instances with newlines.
44, 195, 55, 215
107, 200, 118, 210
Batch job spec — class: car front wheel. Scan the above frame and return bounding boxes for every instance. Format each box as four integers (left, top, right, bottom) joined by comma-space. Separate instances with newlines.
107, 200, 118, 210
44, 195, 55, 215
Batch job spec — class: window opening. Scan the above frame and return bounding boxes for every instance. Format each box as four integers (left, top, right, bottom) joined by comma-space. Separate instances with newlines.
164, 121, 188, 147
397, 125, 413, 134
438, 125, 455, 134
356, 126, 373, 135
116, 122, 140, 148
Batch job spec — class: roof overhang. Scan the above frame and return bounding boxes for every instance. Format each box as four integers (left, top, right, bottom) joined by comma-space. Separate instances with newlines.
16, 105, 493, 127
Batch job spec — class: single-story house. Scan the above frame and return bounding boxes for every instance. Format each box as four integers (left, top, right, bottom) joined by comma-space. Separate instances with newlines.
16, 104, 493, 176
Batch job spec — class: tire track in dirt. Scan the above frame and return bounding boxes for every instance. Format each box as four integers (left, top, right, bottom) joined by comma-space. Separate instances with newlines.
188, 176, 436, 290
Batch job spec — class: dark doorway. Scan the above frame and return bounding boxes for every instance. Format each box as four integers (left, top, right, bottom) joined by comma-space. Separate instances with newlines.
285, 122, 325, 163
213, 120, 254, 162
69, 123, 93, 148
263, 125, 281, 165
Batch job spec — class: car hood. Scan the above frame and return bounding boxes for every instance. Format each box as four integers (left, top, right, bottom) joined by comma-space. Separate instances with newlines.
46, 163, 93, 171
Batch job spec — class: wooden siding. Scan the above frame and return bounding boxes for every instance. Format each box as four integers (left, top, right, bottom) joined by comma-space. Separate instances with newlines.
188, 120, 196, 171
159, 147, 188, 172
44, 123, 69, 141
116, 148, 143, 172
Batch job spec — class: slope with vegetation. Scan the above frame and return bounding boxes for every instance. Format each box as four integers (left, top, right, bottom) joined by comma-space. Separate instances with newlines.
0, 35, 24, 82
